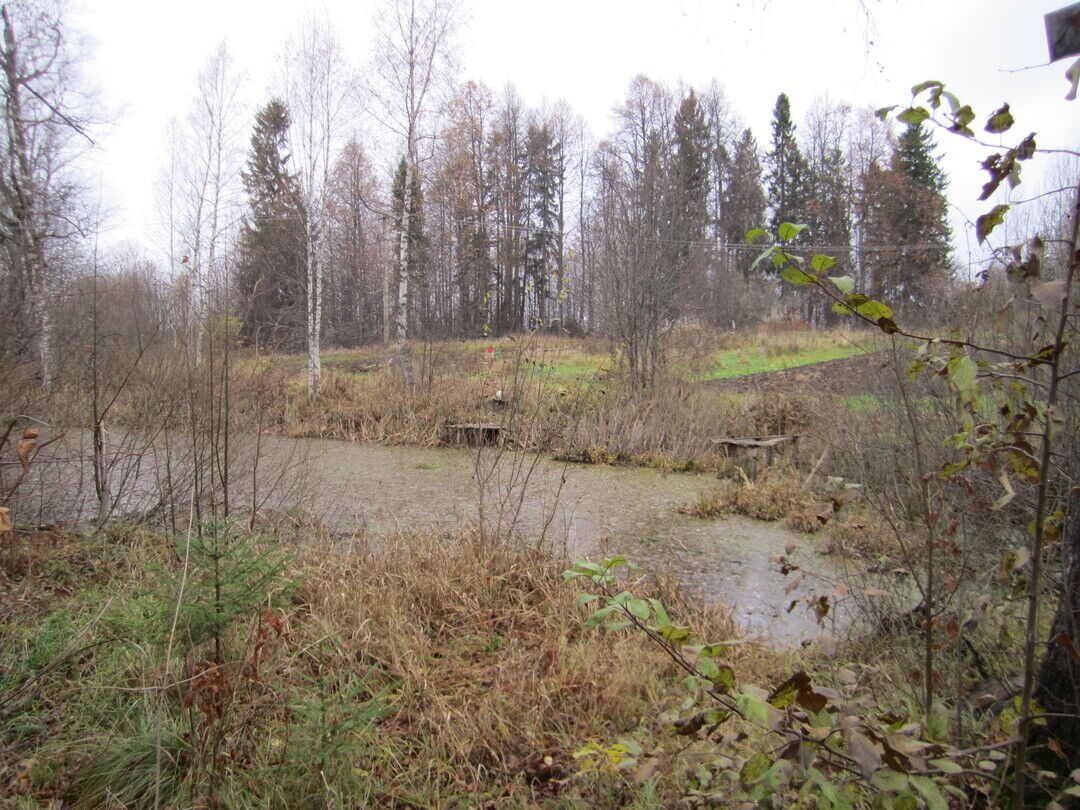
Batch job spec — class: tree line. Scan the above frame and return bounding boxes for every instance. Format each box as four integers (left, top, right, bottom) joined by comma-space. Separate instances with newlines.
0, 0, 953, 397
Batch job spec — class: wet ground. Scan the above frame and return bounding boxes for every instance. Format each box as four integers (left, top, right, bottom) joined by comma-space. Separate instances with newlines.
299, 439, 839, 644
24, 433, 842, 645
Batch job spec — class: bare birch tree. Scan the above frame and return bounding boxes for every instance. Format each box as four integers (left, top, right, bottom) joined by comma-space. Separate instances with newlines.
371, 0, 458, 388
281, 17, 350, 398
168, 45, 244, 363
0, 0, 91, 388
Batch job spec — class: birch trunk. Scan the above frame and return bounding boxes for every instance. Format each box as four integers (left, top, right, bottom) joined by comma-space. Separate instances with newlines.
306, 224, 322, 396
396, 158, 415, 389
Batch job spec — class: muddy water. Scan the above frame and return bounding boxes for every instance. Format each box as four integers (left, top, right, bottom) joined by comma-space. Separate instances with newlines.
294, 439, 838, 645
28, 433, 840, 645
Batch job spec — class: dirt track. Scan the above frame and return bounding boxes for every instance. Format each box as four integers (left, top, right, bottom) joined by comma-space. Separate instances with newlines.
701, 351, 890, 396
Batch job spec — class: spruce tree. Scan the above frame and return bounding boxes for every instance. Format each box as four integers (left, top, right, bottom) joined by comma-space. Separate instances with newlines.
235, 100, 307, 349
765, 93, 809, 236
892, 122, 951, 305
723, 128, 767, 277
524, 122, 561, 328
896, 121, 947, 194
672, 90, 711, 311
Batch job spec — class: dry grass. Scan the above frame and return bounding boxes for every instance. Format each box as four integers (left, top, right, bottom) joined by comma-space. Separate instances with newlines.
1, 524, 792, 808
225, 329, 855, 471
678, 471, 827, 532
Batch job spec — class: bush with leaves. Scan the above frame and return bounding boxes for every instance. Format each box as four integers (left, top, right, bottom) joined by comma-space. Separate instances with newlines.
743, 75, 1080, 806
562, 555, 1037, 808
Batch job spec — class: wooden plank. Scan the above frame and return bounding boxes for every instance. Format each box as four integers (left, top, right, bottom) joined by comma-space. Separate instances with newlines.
710, 434, 802, 448
444, 422, 505, 447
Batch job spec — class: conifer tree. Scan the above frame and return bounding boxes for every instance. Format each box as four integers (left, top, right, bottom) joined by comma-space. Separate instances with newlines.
892, 122, 951, 306
723, 128, 767, 277
524, 121, 562, 328
235, 100, 307, 349
765, 93, 809, 236
672, 89, 711, 311
896, 121, 947, 194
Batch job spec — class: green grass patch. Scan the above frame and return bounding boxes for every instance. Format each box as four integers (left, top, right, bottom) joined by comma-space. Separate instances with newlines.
696, 344, 865, 381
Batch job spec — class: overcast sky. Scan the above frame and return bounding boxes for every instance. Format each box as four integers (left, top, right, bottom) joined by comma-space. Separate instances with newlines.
70, 0, 1079, 267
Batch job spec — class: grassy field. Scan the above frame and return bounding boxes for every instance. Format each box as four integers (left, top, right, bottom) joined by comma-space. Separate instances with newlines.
694, 341, 865, 381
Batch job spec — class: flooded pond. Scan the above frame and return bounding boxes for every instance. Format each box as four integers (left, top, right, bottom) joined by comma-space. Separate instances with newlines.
25, 433, 842, 646
293, 439, 839, 645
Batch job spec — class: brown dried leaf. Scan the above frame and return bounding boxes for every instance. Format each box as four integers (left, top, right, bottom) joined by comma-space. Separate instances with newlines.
16, 438, 36, 472
844, 727, 883, 780
1031, 279, 1068, 310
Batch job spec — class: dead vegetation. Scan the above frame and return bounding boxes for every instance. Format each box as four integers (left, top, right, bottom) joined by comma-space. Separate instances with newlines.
0, 524, 790, 807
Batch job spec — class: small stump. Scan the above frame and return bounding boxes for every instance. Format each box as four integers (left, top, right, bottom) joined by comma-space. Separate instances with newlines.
445, 422, 505, 447
710, 434, 802, 479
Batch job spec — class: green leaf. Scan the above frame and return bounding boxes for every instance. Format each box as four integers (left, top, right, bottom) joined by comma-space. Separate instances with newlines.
698, 641, 742, 656
951, 105, 976, 135
911, 79, 944, 96
737, 691, 770, 727
777, 222, 808, 241
875, 105, 897, 121
750, 246, 776, 274
781, 266, 817, 285
811, 254, 837, 272
929, 758, 963, 775
854, 300, 893, 321
704, 707, 731, 725
898, 106, 930, 125
746, 228, 768, 245
946, 354, 978, 393
767, 677, 800, 709
976, 204, 1010, 244
696, 657, 720, 680
871, 769, 910, 792
712, 665, 736, 692
658, 624, 692, 645
828, 275, 854, 294
740, 752, 771, 788
909, 775, 948, 810
648, 598, 669, 629
601, 555, 628, 569
576, 592, 599, 609
627, 598, 651, 620
584, 605, 616, 629
571, 560, 605, 576
984, 103, 1014, 134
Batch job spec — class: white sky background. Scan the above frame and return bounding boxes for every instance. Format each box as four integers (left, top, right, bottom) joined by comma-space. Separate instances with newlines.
71, 0, 1080, 269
